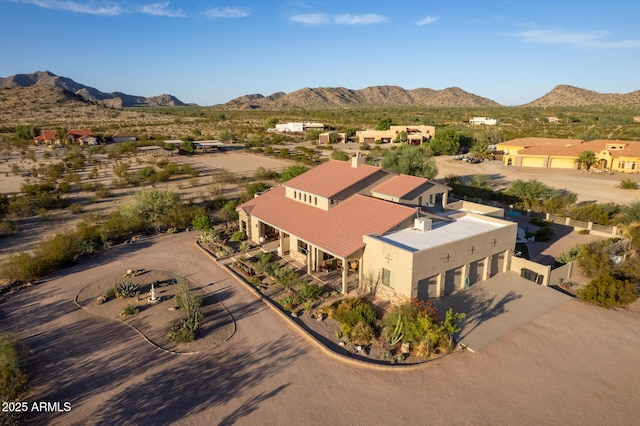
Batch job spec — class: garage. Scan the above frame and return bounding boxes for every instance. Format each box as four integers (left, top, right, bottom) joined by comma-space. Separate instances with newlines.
521, 157, 546, 168
549, 157, 576, 169
444, 266, 463, 295
417, 275, 438, 300
363, 137, 375, 144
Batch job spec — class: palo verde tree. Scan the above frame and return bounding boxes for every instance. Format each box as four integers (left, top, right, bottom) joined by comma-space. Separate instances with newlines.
381, 144, 438, 179
429, 128, 461, 155
375, 117, 393, 131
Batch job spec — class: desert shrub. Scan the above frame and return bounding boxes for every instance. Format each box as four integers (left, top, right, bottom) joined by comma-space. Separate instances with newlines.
330, 150, 350, 161
534, 226, 555, 242
246, 276, 262, 288
555, 244, 582, 265
0, 220, 17, 236
274, 267, 300, 290
230, 230, 247, 242
0, 252, 46, 283
296, 281, 323, 302
619, 179, 638, 190
104, 286, 117, 299
278, 294, 297, 312
529, 216, 548, 227
254, 167, 280, 180
0, 335, 28, 404
331, 298, 377, 327
577, 275, 638, 307
121, 304, 139, 316
382, 298, 439, 345
67, 203, 84, 214
349, 321, 375, 346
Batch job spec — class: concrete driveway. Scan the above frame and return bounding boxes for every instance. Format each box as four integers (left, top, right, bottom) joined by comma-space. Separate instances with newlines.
433, 271, 570, 352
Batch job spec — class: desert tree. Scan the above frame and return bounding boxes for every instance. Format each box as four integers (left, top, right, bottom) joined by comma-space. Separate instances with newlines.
381, 144, 438, 179
575, 150, 597, 170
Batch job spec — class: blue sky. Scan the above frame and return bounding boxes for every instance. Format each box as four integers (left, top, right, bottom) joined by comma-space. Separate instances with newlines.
1, 0, 639, 106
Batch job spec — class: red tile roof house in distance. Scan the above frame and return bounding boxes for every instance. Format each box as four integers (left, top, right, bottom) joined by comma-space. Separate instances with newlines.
34, 130, 56, 145
237, 157, 516, 302
66, 129, 93, 144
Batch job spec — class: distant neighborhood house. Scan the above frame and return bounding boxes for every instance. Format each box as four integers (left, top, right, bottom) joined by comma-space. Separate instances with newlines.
633, 116, 640, 123
34, 129, 94, 146
469, 117, 500, 125
546, 117, 561, 123
497, 137, 640, 172
355, 125, 435, 145
112, 132, 137, 143
275, 122, 324, 132
318, 132, 347, 144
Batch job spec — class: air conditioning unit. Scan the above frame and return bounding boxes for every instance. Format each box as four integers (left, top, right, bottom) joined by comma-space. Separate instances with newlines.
414, 218, 432, 232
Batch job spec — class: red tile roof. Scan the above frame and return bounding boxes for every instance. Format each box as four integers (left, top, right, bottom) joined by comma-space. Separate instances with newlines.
35, 130, 56, 141
239, 186, 417, 258
283, 159, 383, 198
67, 129, 93, 137
582, 140, 640, 158
371, 174, 429, 198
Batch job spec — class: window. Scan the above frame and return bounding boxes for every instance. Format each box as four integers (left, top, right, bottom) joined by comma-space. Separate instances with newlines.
294, 191, 297, 199
382, 268, 393, 288
297, 240, 308, 255
304, 194, 307, 202
314, 197, 317, 205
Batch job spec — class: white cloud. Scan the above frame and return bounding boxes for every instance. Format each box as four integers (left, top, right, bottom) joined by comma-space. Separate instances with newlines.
203, 7, 250, 18
16, 0, 123, 15
417, 15, 438, 26
290, 12, 387, 26
138, 2, 185, 18
512, 29, 640, 49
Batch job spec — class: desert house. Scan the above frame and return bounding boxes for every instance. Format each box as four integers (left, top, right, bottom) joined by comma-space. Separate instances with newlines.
34, 130, 57, 145
66, 129, 94, 145
497, 137, 640, 172
237, 157, 517, 303
112, 132, 137, 143
275, 122, 325, 132
469, 117, 500, 125
355, 125, 435, 145
318, 132, 347, 144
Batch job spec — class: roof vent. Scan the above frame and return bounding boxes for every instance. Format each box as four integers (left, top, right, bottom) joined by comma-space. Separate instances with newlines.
414, 218, 432, 232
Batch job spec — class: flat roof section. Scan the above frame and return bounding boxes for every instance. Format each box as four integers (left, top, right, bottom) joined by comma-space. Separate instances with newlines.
375, 215, 510, 252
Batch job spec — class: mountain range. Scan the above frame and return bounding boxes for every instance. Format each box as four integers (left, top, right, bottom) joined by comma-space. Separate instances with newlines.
0, 71, 186, 108
2, 71, 639, 109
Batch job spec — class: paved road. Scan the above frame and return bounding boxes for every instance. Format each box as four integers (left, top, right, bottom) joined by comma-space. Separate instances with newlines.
3, 232, 640, 425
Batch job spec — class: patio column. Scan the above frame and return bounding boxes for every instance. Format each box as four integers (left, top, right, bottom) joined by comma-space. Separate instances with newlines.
502, 249, 510, 273
482, 256, 490, 280
277, 231, 284, 256
436, 272, 444, 297
341, 258, 348, 294
442, 191, 448, 208
460, 263, 469, 290
307, 244, 313, 274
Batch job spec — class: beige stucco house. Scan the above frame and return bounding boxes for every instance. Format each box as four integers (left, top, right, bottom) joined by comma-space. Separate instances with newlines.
356, 125, 435, 145
237, 157, 517, 303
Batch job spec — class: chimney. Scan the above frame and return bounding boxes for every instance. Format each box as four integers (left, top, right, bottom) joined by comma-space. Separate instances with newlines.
351, 153, 366, 168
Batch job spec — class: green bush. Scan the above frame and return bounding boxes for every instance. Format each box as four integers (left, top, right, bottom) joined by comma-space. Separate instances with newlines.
246, 276, 262, 288
230, 230, 247, 242
349, 321, 375, 346
529, 216, 548, 227
534, 226, 555, 242
331, 298, 377, 327
619, 179, 638, 190
121, 304, 139, 316
104, 286, 117, 299
577, 275, 638, 307
0, 335, 28, 405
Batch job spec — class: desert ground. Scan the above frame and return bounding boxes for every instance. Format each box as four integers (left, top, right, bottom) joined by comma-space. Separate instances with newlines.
2, 232, 640, 424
